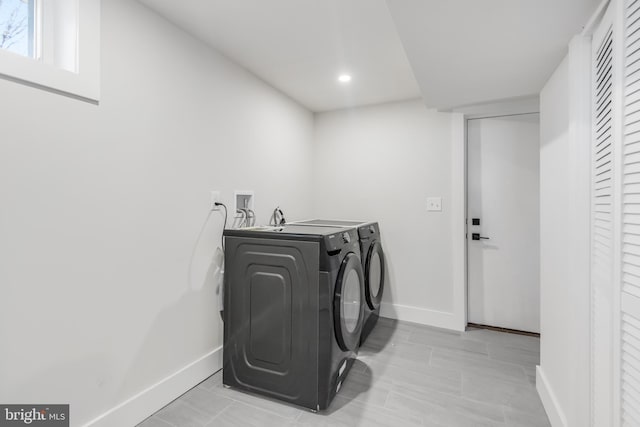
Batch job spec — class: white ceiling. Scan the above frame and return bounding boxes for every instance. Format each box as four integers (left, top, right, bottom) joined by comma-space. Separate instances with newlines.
137, 0, 421, 112
138, 0, 601, 112
386, 0, 601, 109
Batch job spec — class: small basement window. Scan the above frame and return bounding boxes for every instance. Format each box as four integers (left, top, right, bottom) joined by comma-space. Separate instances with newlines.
0, 0, 36, 59
0, 0, 100, 102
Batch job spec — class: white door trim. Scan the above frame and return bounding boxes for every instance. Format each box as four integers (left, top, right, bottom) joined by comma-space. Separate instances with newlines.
450, 100, 540, 333
451, 112, 467, 331
464, 112, 541, 331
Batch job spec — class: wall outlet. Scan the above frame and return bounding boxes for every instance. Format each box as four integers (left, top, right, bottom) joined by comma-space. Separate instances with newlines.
427, 197, 442, 212
211, 191, 221, 210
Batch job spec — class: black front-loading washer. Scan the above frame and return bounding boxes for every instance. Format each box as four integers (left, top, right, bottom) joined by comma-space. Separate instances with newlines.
222, 224, 364, 411
290, 219, 385, 345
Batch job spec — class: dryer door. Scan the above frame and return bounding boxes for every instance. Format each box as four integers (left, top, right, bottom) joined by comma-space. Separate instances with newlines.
334, 252, 365, 351
365, 240, 385, 310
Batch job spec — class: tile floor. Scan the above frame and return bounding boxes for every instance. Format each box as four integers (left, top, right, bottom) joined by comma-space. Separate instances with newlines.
138, 317, 550, 427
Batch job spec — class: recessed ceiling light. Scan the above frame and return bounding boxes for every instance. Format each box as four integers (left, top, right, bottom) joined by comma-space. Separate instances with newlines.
338, 74, 352, 83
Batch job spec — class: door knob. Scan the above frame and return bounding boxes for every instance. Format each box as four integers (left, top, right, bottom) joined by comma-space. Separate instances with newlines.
472, 233, 490, 241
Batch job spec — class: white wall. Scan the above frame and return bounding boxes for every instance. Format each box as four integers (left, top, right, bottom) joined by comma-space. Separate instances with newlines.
0, 1, 314, 426
537, 33, 592, 427
538, 55, 571, 427
311, 100, 458, 328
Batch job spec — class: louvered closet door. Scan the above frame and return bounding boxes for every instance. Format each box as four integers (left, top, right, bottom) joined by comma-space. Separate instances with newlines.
592, 4, 616, 426
622, 1, 640, 424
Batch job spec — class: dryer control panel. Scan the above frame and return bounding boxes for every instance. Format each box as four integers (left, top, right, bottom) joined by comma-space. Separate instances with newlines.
357, 222, 379, 241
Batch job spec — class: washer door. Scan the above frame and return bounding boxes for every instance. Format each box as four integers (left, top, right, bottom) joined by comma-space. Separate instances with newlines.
334, 252, 365, 351
365, 241, 385, 310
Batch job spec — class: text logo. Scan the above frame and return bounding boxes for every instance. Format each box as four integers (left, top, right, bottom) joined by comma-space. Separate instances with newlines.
0, 405, 68, 426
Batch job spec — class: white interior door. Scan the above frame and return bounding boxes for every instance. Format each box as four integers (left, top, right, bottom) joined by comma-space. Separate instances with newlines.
467, 114, 540, 333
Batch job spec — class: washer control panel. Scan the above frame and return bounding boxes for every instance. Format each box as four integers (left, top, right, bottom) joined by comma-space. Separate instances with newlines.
325, 229, 358, 252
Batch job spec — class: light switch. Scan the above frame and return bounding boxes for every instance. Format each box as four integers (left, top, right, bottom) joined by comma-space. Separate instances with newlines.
427, 197, 442, 212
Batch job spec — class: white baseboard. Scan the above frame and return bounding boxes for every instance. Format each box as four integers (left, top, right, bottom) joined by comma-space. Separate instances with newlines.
536, 366, 568, 427
380, 302, 463, 331
84, 346, 223, 427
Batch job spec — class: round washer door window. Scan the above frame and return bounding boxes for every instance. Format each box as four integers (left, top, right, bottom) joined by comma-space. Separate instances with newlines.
342, 268, 362, 333
334, 252, 365, 351
365, 241, 385, 310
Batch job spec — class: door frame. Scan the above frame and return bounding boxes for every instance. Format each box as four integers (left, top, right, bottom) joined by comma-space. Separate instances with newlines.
451, 98, 542, 333
463, 110, 541, 330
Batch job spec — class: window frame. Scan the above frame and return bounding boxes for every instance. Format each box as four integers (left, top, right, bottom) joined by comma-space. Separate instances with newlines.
0, 0, 100, 102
